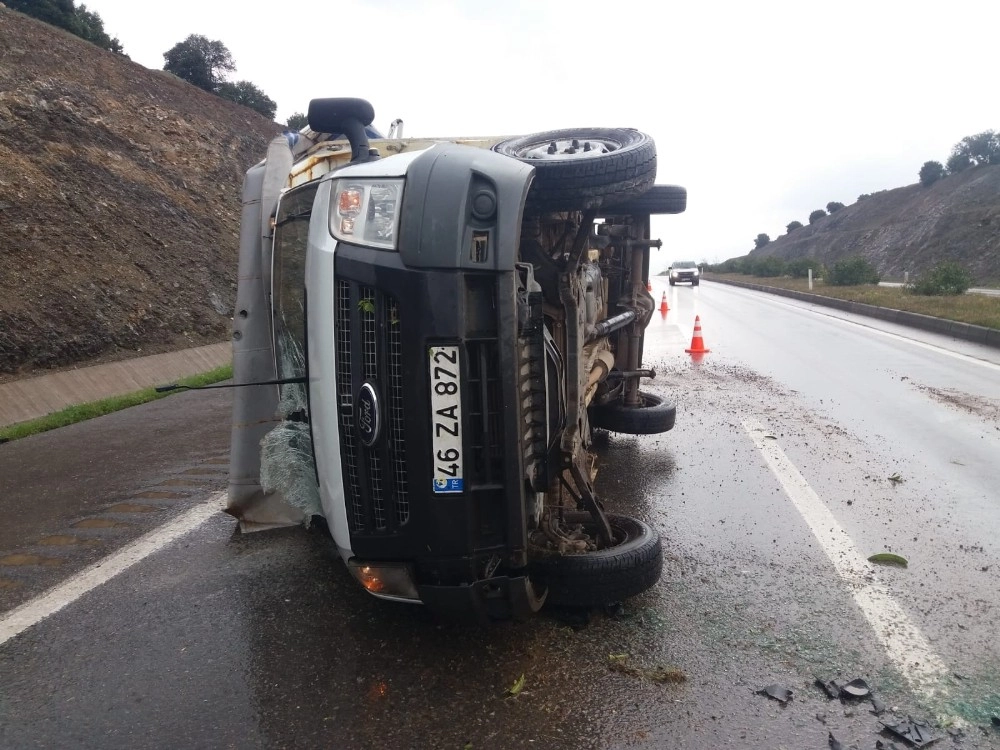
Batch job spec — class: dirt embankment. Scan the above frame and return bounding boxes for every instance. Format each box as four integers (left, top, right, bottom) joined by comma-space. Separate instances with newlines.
749, 165, 1000, 283
0, 8, 281, 379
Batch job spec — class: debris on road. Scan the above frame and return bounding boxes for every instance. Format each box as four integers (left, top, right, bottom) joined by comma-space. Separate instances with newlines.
607, 654, 686, 684
756, 684, 793, 704
828, 732, 844, 750
868, 553, 909, 568
840, 678, 872, 698
888, 473, 904, 485
815, 676, 886, 715
879, 717, 944, 748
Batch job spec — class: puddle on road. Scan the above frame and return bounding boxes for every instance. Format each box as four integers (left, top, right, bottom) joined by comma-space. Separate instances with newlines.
0, 553, 63, 567
37, 534, 97, 547
180, 467, 226, 476
158, 478, 202, 487
0, 577, 21, 589
72, 518, 132, 529
106, 503, 164, 514
134, 490, 188, 499
204, 456, 230, 465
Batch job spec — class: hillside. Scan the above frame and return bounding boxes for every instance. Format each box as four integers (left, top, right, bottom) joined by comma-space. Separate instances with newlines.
747, 165, 1000, 284
0, 8, 281, 378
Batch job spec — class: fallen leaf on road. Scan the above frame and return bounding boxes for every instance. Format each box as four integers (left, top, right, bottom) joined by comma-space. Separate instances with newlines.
505, 674, 526, 697
868, 553, 908, 567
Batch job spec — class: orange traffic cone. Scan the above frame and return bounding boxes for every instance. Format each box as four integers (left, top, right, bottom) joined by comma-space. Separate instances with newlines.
685, 315, 711, 354
659, 292, 669, 314
646, 280, 652, 292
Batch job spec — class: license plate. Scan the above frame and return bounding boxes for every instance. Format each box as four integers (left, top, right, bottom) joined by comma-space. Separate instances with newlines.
429, 345, 463, 494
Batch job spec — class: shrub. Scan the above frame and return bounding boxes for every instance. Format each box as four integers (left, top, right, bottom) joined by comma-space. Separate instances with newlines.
909, 261, 972, 295
748, 256, 786, 277
826, 202, 845, 213
286, 112, 308, 130
785, 257, 822, 278
786, 220, 803, 233
710, 256, 749, 274
827, 257, 880, 286
919, 160, 945, 186
753, 233, 771, 250
808, 209, 827, 224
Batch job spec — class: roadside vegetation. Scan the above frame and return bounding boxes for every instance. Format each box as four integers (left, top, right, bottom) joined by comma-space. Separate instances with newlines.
703, 268, 1000, 330
0, 364, 232, 444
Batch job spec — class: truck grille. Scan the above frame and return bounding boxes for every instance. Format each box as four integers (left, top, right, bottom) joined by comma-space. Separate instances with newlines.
466, 341, 504, 487
336, 280, 409, 533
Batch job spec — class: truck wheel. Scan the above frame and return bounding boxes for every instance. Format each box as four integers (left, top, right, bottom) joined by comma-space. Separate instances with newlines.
598, 184, 687, 216
492, 128, 656, 212
589, 391, 675, 434
530, 513, 662, 608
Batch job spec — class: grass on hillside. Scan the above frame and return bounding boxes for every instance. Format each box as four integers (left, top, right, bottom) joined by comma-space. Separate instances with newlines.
0, 364, 233, 444
706, 274, 1000, 330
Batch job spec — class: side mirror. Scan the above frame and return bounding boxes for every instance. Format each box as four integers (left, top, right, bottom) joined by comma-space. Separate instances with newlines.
307, 98, 376, 163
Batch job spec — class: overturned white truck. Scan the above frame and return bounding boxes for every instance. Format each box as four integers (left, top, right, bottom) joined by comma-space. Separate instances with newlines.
228, 98, 686, 619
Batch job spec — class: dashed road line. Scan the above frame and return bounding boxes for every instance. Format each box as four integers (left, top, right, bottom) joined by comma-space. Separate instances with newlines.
742, 418, 951, 704
0, 492, 225, 647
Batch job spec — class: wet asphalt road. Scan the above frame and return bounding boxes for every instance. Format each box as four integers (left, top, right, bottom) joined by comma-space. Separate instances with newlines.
2, 281, 1000, 749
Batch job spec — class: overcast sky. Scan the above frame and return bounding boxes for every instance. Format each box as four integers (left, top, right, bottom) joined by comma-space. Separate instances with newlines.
82, 0, 998, 270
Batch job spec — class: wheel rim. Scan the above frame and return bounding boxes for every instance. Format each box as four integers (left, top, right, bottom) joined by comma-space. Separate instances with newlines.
515, 136, 621, 160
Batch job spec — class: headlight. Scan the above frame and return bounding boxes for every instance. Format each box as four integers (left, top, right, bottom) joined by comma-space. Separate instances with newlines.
329, 178, 404, 250
692, 268, 700, 276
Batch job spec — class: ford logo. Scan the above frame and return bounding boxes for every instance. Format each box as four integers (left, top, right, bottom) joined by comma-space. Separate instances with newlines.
357, 382, 381, 447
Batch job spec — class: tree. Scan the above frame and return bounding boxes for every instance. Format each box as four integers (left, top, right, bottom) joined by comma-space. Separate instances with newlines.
216, 81, 277, 119
8, 0, 78, 33
946, 130, 1000, 174
286, 112, 309, 130
946, 151, 972, 174
753, 233, 770, 250
919, 160, 945, 186
952, 130, 1000, 168
75, 5, 123, 53
163, 35, 235, 92
826, 201, 845, 213
9, 0, 124, 54
786, 221, 803, 233
808, 209, 827, 224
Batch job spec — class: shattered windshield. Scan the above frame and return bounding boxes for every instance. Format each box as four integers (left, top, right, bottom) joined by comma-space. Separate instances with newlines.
272, 184, 317, 393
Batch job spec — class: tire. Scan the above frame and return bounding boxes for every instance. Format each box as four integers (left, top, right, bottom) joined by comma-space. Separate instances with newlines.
692, 279, 699, 286
669, 279, 676, 286
530, 513, 662, 607
598, 184, 687, 216
492, 128, 656, 212
589, 391, 676, 434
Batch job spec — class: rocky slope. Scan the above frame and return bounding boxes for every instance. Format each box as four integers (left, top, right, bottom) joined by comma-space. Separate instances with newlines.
0, 8, 281, 378
748, 165, 1000, 283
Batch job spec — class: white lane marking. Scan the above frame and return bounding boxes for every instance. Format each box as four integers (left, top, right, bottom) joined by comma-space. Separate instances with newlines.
742, 419, 951, 701
0, 492, 226, 647
720, 284, 1000, 372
